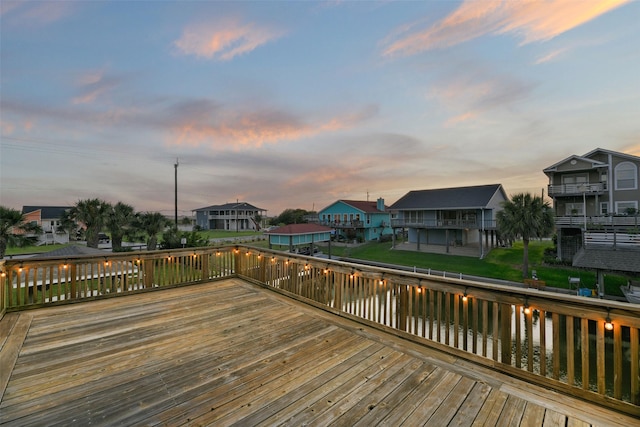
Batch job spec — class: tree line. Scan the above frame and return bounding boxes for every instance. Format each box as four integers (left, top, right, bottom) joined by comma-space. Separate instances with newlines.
2, 193, 553, 279
0, 199, 206, 258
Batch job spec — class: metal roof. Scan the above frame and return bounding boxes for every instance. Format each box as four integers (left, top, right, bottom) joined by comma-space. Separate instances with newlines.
573, 248, 640, 274
389, 184, 505, 210
265, 223, 333, 236
193, 202, 266, 212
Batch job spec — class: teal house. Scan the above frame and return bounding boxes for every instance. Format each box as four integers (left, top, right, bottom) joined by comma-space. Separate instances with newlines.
317, 199, 392, 242
265, 223, 333, 253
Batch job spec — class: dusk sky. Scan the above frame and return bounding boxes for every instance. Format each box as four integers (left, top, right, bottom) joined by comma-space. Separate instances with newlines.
2, 1, 639, 217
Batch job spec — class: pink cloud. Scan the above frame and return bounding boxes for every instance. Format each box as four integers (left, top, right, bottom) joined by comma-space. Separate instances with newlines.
168, 105, 378, 149
174, 20, 285, 60
382, 0, 630, 57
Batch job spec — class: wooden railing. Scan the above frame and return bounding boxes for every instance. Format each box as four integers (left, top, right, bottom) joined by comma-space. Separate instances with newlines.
1, 245, 639, 417
235, 248, 640, 418
556, 215, 640, 228
0, 248, 236, 312
548, 182, 606, 195
391, 219, 497, 229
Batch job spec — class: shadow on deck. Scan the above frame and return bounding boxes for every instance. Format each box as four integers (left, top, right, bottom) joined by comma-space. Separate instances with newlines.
0, 279, 636, 426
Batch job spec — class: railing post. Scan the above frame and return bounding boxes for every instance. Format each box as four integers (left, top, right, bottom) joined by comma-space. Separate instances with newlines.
500, 303, 512, 365
70, 264, 77, 299
201, 253, 209, 281
399, 285, 408, 331
334, 273, 343, 310
144, 260, 154, 289
234, 249, 241, 275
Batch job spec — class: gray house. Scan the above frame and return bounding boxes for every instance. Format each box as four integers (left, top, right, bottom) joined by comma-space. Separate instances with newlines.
193, 202, 266, 231
389, 184, 508, 258
543, 147, 640, 264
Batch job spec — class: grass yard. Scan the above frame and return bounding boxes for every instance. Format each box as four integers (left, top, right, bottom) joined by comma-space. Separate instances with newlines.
312, 240, 630, 297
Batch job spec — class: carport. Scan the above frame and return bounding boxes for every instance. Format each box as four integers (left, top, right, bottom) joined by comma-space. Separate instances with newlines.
264, 223, 333, 257
572, 247, 640, 299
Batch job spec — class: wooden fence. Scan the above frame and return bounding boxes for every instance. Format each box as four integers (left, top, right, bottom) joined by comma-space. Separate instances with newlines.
1, 245, 639, 417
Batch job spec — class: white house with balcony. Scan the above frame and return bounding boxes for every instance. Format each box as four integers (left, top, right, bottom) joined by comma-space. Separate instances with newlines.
543, 148, 640, 262
193, 202, 266, 231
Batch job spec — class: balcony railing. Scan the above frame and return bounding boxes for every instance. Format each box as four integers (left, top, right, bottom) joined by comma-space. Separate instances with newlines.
548, 182, 606, 196
391, 219, 497, 229
556, 215, 640, 228
584, 231, 640, 248
317, 220, 365, 229
1, 245, 639, 417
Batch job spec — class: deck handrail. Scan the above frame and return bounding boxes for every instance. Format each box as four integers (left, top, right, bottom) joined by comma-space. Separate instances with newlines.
1, 246, 639, 417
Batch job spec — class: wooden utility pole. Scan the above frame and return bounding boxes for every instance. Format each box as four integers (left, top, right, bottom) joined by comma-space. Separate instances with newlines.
174, 158, 179, 229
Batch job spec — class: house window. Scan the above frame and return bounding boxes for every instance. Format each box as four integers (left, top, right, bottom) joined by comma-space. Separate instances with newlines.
562, 174, 588, 191
615, 201, 638, 215
615, 162, 637, 190
562, 174, 588, 185
565, 203, 584, 216
600, 202, 608, 215
343, 214, 348, 222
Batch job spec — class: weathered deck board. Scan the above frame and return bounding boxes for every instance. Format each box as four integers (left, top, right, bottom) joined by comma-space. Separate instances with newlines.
1, 278, 637, 426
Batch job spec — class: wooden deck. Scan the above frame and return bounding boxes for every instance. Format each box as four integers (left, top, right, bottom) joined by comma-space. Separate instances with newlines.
0, 279, 637, 426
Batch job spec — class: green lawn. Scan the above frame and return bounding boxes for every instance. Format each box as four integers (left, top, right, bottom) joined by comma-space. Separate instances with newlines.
311, 240, 630, 297
200, 230, 264, 239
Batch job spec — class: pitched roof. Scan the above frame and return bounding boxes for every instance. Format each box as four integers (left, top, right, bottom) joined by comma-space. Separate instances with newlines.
543, 148, 640, 172
332, 200, 388, 214
389, 184, 505, 210
542, 155, 608, 173
583, 147, 640, 162
573, 248, 640, 274
21, 206, 72, 219
193, 202, 265, 212
265, 223, 333, 235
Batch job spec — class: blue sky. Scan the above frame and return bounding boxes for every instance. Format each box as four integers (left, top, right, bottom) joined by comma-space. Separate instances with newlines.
2, 0, 639, 217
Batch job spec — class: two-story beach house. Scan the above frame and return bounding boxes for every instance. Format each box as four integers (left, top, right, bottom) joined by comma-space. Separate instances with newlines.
193, 202, 266, 231
21, 206, 72, 245
543, 148, 640, 262
317, 199, 391, 242
389, 184, 508, 258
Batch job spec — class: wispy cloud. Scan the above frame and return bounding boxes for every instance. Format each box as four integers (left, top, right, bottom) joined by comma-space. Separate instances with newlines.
72, 70, 125, 105
0, 0, 74, 26
382, 0, 630, 57
429, 69, 535, 126
534, 48, 568, 64
174, 19, 285, 60
169, 103, 378, 148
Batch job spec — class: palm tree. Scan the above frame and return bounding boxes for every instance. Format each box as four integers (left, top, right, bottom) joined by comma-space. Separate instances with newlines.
68, 199, 111, 248
106, 202, 136, 251
0, 206, 43, 258
496, 193, 554, 278
136, 212, 169, 250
